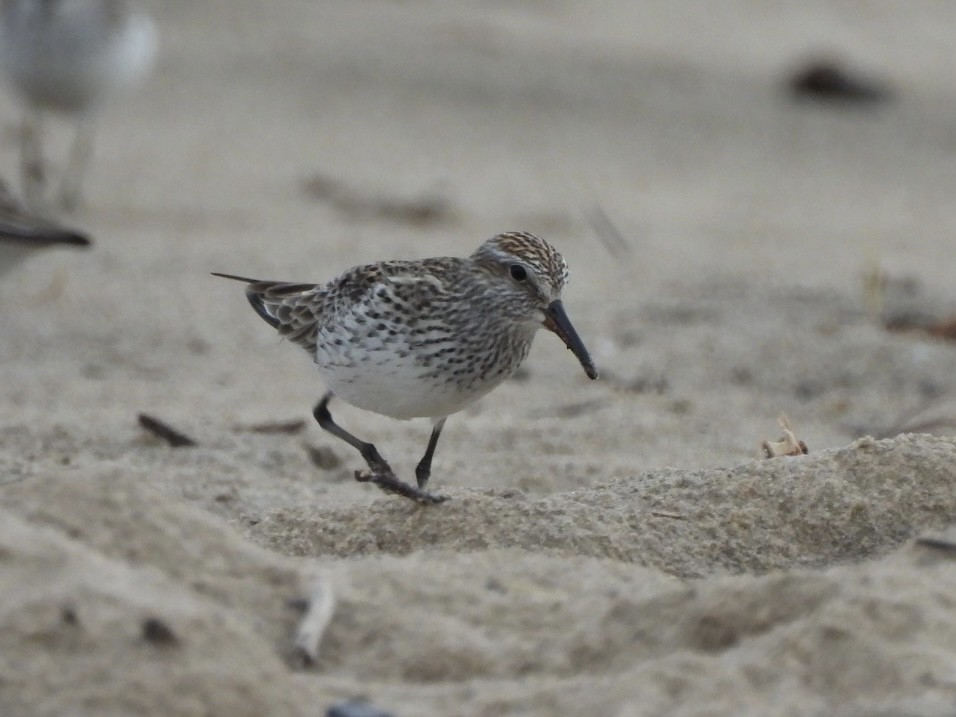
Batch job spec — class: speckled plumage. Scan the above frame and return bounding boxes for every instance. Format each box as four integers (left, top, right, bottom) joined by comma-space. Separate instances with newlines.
215, 232, 597, 503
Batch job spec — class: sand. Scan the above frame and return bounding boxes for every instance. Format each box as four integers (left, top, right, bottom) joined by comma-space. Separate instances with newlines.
2, 1, 956, 715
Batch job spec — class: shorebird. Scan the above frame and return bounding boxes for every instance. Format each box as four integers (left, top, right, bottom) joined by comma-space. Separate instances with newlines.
215, 232, 598, 504
0, 0, 158, 210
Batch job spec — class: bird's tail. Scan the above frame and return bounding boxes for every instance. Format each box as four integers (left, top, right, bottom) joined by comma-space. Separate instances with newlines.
211, 272, 320, 335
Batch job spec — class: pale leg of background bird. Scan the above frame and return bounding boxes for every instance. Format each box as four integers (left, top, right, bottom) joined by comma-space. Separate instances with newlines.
59, 115, 96, 211
20, 107, 45, 210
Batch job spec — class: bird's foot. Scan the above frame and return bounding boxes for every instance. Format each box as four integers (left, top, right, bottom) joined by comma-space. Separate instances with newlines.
354, 471, 449, 505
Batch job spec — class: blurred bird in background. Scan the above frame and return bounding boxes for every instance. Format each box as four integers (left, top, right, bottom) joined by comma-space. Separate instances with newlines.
0, 0, 157, 211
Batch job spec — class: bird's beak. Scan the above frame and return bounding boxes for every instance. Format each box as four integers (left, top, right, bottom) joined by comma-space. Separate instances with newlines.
543, 300, 598, 380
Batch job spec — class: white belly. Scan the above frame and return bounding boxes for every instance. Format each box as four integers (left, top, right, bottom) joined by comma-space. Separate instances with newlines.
315, 353, 506, 420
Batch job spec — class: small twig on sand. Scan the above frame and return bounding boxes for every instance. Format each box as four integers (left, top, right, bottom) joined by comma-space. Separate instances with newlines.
650, 510, 686, 520
587, 204, 633, 260
762, 414, 808, 457
914, 536, 956, 555
292, 577, 336, 666
137, 413, 197, 448
235, 419, 306, 435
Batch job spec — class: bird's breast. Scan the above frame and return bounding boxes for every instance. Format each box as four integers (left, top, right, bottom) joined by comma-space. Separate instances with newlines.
312, 317, 537, 419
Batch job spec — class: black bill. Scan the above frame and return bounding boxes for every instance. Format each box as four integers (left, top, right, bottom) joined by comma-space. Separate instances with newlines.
543, 300, 598, 380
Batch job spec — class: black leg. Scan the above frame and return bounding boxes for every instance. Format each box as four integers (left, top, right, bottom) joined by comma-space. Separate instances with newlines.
313, 392, 392, 475
415, 418, 446, 489
312, 393, 448, 505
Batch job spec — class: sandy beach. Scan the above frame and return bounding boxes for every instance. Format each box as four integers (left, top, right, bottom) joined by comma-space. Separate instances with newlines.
2, 1, 956, 715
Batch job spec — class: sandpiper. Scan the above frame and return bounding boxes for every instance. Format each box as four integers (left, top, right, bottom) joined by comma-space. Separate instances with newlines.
0, 0, 158, 210
0, 178, 90, 277
215, 232, 598, 504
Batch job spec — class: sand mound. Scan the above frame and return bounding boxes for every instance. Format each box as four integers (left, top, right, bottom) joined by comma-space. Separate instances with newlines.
0, 471, 326, 716
255, 435, 956, 576
3, 435, 955, 715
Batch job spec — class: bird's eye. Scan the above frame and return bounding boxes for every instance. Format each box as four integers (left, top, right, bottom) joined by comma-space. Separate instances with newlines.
509, 264, 528, 281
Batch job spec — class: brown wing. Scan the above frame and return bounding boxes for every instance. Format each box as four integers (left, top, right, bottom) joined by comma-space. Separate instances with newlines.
213, 257, 456, 357
212, 273, 326, 354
